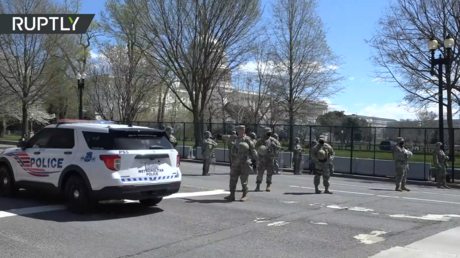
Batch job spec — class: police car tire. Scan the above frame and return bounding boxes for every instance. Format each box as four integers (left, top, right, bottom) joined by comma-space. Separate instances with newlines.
139, 198, 163, 207
0, 165, 18, 197
65, 175, 91, 214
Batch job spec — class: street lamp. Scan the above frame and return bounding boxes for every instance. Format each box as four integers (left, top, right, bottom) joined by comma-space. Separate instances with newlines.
428, 34, 455, 151
76, 72, 86, 119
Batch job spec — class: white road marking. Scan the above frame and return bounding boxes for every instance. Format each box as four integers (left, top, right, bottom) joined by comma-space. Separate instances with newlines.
377, 195, 399, 198
267, 221, 290, 227
389, 214, 460, 222
254, 218, 270, 223
0, 190, 230, 219
354, 231, 387, 244
283, 201, 299, 204
0, 205, 65, 219
310, 221, 328, 225
349, 207, 374, 212
402, 197, 460, 205
290, 185, 460, 205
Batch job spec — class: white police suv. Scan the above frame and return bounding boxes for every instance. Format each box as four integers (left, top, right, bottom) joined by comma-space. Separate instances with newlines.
0, 119, 182, 213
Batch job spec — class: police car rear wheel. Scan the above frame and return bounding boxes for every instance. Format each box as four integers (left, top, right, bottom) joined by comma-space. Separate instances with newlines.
65, 176, 91, 213
0, 166, 18, 197
139, 198, 162, 207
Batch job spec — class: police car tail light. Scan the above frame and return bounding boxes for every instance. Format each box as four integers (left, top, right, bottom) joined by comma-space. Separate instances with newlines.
100, 155, 121, 171
176, 154, 180, 167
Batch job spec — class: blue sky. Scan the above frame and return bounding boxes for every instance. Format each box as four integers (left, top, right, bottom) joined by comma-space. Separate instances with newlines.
81, 0, 434, 120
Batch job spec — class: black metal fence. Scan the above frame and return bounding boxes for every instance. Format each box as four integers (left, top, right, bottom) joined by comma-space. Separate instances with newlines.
117, 121, 459, 181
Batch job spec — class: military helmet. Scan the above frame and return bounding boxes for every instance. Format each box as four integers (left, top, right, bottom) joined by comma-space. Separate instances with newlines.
249, 132, 257, 139
317, 149, 327, 162
295, 137, 300, 142
238, 142, 250, 153
204, 131, 211, 137
396, 137, 404, 143
231, 131, 236, 135
264, 127, 271, 133
165, 126, 173, 131
436, 142, 443, 147
257, 145, 268, 156
273, 133, 279, 140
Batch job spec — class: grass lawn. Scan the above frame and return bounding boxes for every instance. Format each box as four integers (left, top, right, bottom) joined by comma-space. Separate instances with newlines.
1, 135, 21, 141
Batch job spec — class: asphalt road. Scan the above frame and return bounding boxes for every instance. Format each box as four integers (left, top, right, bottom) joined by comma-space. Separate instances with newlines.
2, 162, 460, 258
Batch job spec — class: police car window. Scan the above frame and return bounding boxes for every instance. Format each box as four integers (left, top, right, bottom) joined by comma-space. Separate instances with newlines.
113, 135, 173, 150
46, 129, 75, 149
82, 132, 113, 150
27, 128, 53, 148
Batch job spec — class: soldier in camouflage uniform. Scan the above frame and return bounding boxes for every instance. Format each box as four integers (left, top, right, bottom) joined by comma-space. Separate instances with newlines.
272, 133, 281, 174
311, 136, 334, 194
433, 142, 450, 189
165, 127, 177, 148
202, 131, 217, 176
255, 128, 281, 192
249, 132, 258, 174
293, 137, 304, 175
393, 137, 411, 192
224, 125, 258, 202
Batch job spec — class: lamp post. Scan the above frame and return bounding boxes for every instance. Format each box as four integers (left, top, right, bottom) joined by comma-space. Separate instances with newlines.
428, 34, 455, 151
77, 73, 86, 119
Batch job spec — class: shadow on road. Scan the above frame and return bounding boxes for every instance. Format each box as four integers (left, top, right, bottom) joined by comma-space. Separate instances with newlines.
0, 190, 65, 211
182, 173, 229, 177
284, 192, 317, 195
182, 198, 230, 204
369, 188, 395, 191
22, 203, 164, 222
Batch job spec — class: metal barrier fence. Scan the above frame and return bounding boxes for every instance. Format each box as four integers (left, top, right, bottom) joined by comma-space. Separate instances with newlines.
118, 121, 459, 181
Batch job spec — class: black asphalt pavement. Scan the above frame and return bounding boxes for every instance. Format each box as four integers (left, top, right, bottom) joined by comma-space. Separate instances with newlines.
2, 162, 460, 258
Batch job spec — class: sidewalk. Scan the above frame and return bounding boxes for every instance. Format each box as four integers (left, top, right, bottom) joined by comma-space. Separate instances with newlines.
370, 226, 460, 257
182, 159, 460, 189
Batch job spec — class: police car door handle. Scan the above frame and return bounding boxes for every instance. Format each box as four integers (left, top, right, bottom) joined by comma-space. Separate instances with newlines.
64, 151, 72, 155
34, 151, 40, 155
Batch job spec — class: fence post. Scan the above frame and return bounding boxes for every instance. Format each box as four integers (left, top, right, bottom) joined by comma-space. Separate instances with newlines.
451, 127, 455, 183
373, 127, 376, 176
350, 127, 354, 174
182, 122, 185, 158
423, 128, 431, 181
398, 127, 401, 137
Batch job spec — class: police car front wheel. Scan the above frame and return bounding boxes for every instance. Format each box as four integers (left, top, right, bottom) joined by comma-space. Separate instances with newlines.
0, 165, 18, 197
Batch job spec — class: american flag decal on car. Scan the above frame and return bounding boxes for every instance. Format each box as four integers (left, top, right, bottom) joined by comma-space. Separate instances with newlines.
5, 152, 61, 177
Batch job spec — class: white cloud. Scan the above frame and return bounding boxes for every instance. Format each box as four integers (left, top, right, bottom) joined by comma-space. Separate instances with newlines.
237, 61, 339, 75
322, 98, 348, 113
348, 77, 355, 81
356, 102, 449, 120
372, 77, 384, 84
90, 50, 103, 59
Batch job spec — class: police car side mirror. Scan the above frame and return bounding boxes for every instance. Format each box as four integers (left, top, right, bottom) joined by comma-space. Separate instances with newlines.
17, 140, 27, 149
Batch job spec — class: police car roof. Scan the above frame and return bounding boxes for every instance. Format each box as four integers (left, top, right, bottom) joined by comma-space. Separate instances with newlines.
46, 123, 161, 131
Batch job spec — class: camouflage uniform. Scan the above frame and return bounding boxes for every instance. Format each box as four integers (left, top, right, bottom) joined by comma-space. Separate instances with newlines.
272, 133, 281, 174
165, 127, 177, 148
433, 142, 450, 189
393, 137, 411, 191
202, 131, 217, 176
249, 132, 258, 174
311, 136, 334, 194
223, 131, 237, 166
224, 125, 258, 202
255, 128, 281, 192
293, 137, 303, 175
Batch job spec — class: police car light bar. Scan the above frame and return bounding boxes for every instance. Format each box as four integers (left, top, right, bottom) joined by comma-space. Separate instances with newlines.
57, 119, 115, 124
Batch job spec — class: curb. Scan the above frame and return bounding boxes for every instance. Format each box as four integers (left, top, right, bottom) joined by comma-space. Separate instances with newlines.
181, 159, 460, 189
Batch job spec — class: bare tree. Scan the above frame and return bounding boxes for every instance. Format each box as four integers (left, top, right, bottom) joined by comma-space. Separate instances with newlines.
86, 61, 117, 120
0, 0, 61, 135
128, 0, 261, 147
367, 0, 460, 159
271, 0, 344, 150
99, 0, 158, 124
416, 109, 438, 127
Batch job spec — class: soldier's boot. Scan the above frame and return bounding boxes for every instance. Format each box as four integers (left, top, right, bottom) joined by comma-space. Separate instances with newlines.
315, 186, 322, 194
266, 183, 271, 192
324, 187, 333, 194
224, 191, 236, 201
395, 185, 402, 192
443, 184, 451, 189
438, 186, 445, 189
401, 187, 410, 191
255, 183, 261, 192
240, 190, 248, 202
